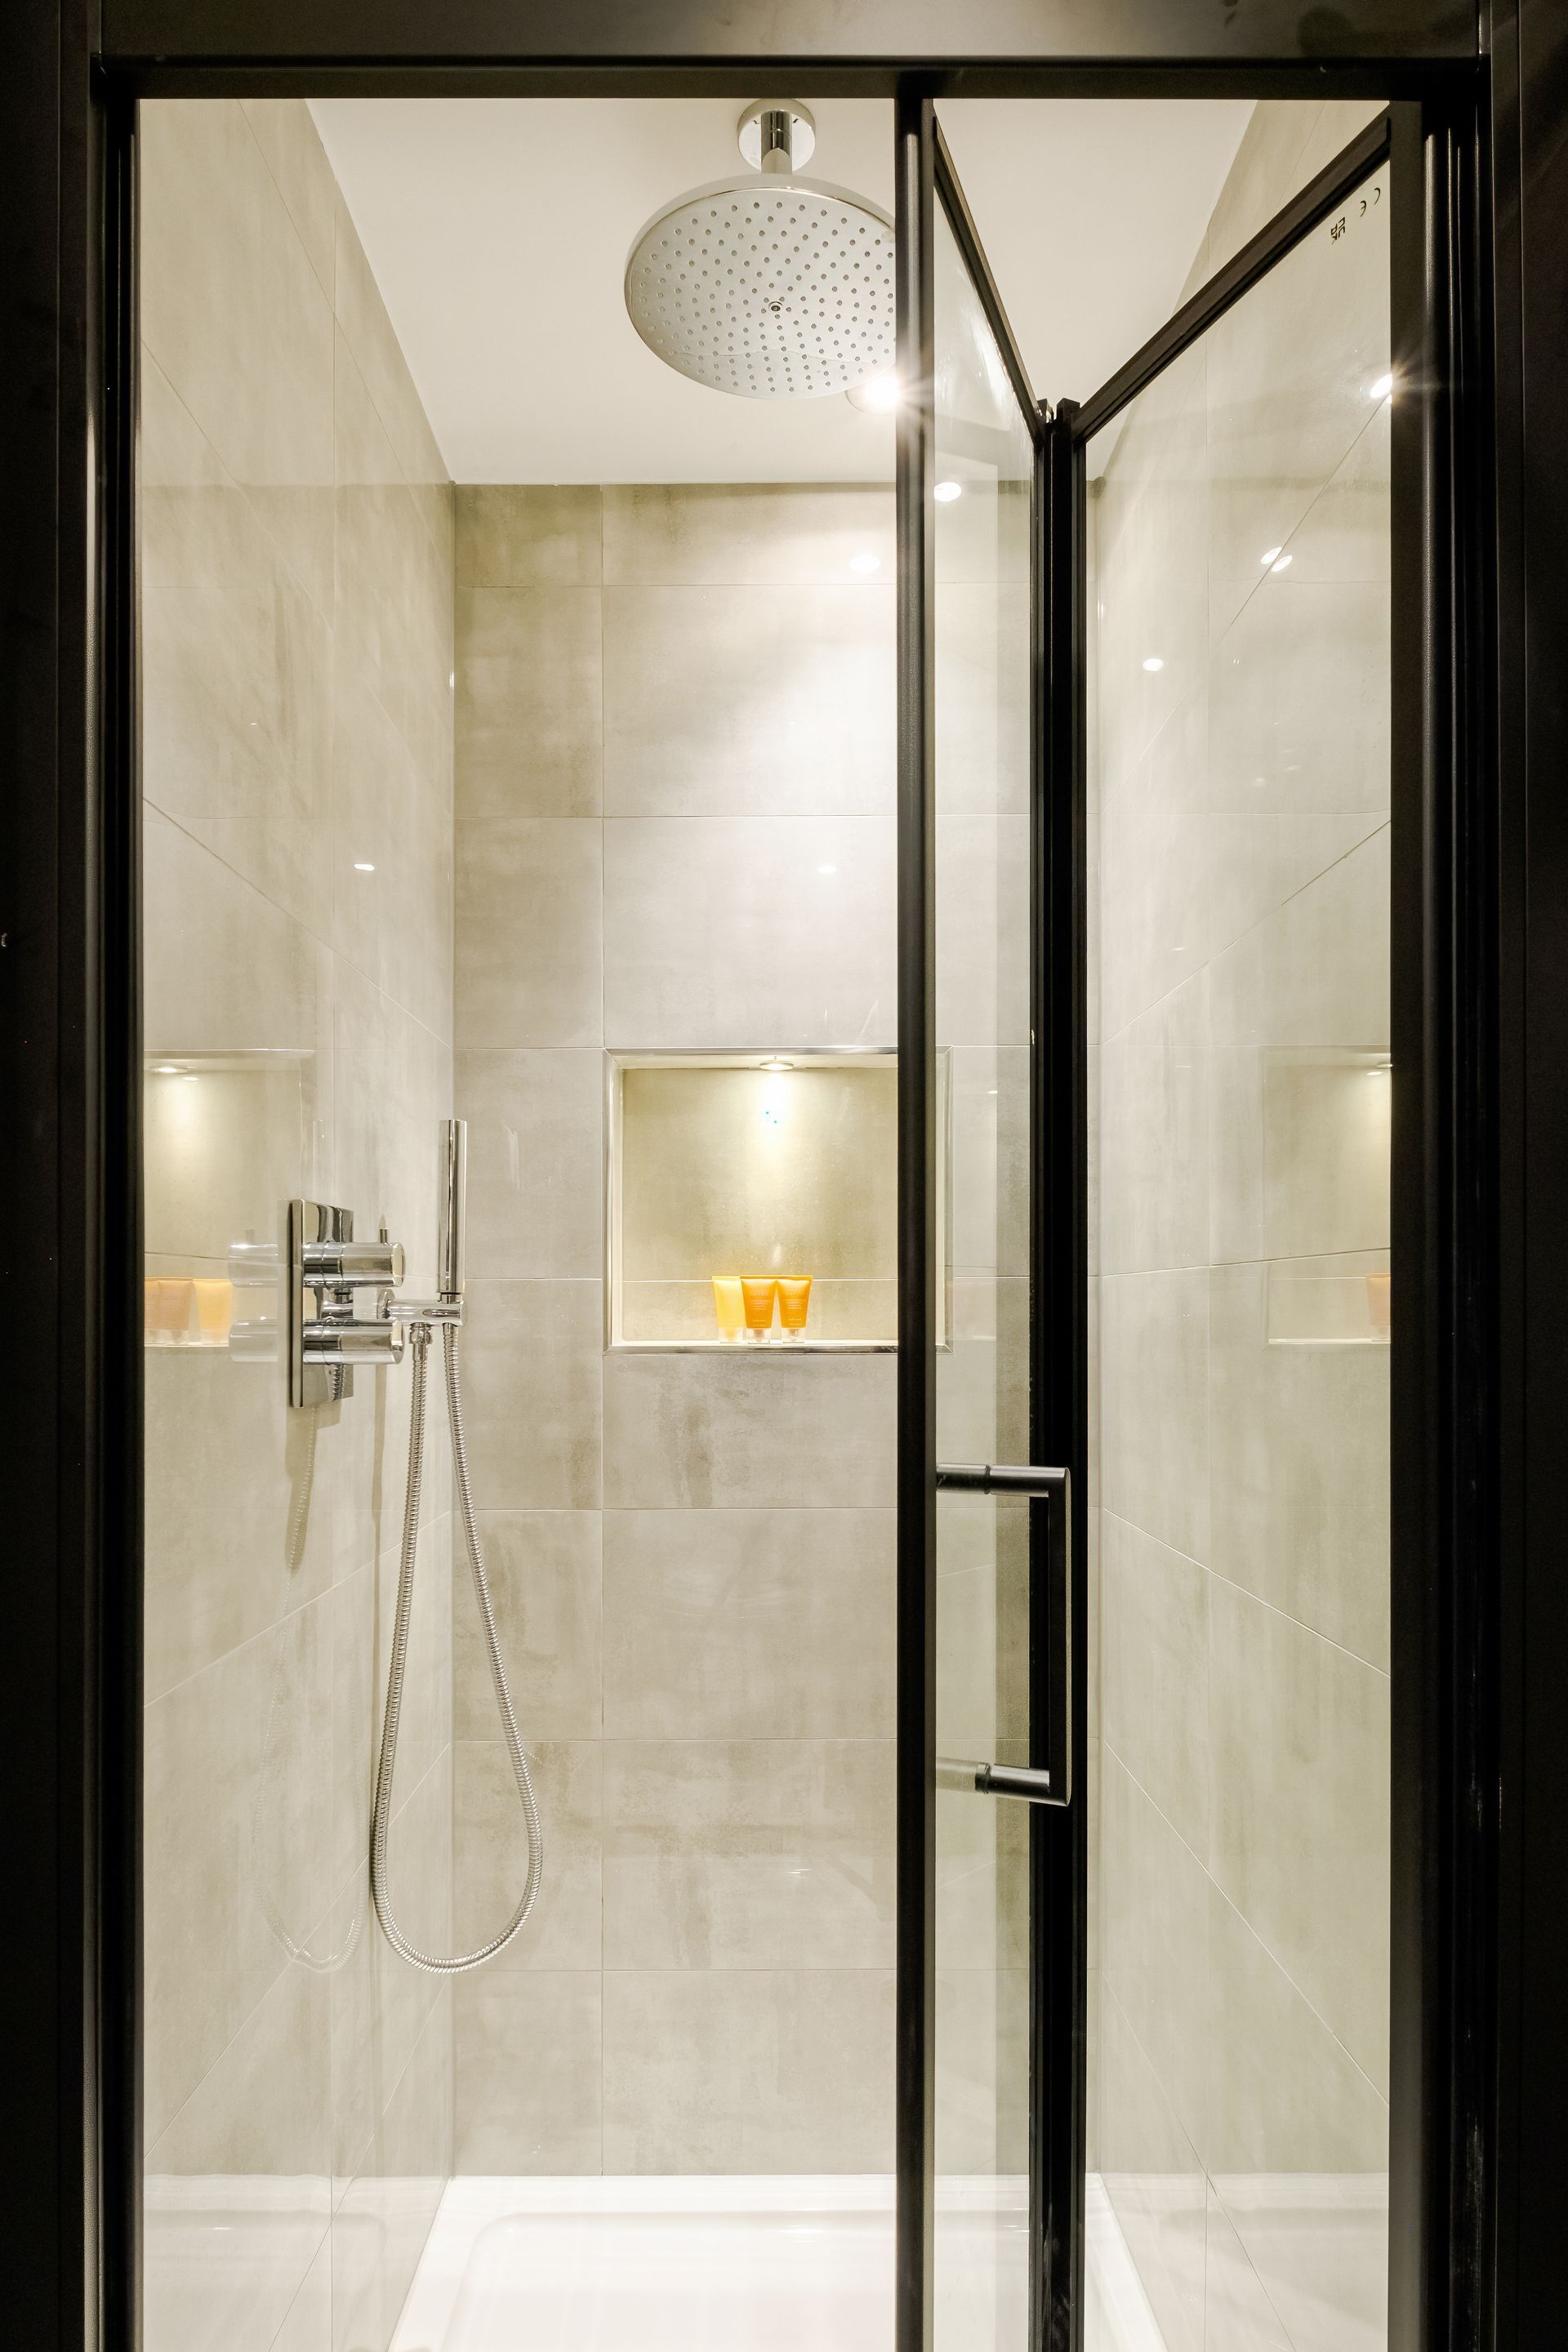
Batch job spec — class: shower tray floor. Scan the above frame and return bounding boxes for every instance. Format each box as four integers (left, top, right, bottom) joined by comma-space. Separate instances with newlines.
390, 2172, 1160, 2352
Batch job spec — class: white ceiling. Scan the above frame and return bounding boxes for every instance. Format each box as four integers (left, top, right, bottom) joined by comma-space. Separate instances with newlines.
310, 97, 1251, 483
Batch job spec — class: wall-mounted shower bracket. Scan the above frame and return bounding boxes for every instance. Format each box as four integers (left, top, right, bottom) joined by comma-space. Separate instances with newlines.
288, 1199, 406, 1407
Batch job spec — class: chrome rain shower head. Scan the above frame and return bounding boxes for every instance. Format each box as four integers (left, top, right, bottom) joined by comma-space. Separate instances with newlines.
624, 100, 895, 401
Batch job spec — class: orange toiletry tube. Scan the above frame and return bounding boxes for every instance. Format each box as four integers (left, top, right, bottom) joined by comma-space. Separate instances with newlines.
741, 1276, 778, 1338
711, 1275, 746, 1340
194, 1276, 234, 1344
777, 1275, 813, 1338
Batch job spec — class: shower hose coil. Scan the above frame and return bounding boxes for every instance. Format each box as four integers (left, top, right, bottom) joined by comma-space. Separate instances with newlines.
370, 1321, 544, 1973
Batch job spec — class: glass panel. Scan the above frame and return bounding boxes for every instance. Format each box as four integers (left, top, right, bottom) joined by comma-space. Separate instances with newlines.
1084, 165, 1392, 2351
931, 187, 1037, 2352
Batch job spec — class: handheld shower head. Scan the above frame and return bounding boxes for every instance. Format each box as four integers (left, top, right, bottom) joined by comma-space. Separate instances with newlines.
438, 1118, 467, 1303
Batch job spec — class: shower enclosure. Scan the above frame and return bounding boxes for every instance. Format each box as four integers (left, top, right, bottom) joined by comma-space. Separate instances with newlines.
128, 72, 1451, 2352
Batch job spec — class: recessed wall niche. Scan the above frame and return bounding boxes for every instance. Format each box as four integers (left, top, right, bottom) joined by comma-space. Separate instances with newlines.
607, 1050, 947, 1350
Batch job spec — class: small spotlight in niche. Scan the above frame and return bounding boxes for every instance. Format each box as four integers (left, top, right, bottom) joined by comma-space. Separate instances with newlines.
181, 1074, 201, 1084
758, 1058, 794, 1072
154, 1063, 180, 1075
1142, 656, 1165, 673
934, 479, 963, 503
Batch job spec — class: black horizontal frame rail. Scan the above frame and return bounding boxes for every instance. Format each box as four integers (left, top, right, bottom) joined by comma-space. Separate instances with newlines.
933, 116, 1045, 439
1072, 105, 1392, 443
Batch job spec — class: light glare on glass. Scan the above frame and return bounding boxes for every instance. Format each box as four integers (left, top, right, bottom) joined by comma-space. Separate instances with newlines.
849, 551, 880, 573
934, 479, 963, 503
1370, 372, 1394, 400
1142, 656, 1165, 672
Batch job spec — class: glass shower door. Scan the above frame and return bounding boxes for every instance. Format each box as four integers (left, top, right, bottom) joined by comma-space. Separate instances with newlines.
894, 99, 1067, 2352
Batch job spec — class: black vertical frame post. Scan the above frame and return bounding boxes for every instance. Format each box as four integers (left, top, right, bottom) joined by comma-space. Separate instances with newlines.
1035, 400, 1088, 2352
894, 91, 937, 2352
1388, 89, 1499, 2352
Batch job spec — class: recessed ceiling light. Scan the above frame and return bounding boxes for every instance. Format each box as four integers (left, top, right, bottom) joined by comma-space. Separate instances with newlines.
1370, 372, 1393, 400
1261, 546, 1282, 566
354, 862, 376, 872
818, 864, 838, 875
1142, 656, 1165, 673
849, 551, 881, 574
847, 371, 899, 414
934, 480, 963, 503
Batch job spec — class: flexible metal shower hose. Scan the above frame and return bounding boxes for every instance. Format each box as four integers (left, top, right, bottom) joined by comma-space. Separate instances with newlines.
370, 1321, 544, 1972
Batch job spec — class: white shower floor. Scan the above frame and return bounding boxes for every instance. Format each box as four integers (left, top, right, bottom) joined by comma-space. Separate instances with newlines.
390, 2173, 1160, 2352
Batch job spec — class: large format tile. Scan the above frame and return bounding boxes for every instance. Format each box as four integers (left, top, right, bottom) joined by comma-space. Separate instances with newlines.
935, 815, 1031, 1049
1098, 1270, 1209, 1563
453, 1739, 600, 1971
332, 1995, 452, 2352
1208, 1260, 1390, 1667
602, 1348, 894, 1509
1099, 1513, 1209, 1862
602, 1508, 894, 1740
602, 1739, 894, 1971
453, 1510, 602, 1741
601, 1970, 894, 2172
603, 815, 895, 1050
453, 1974, 603, 2172
1207, 1577, 1391, 2092
603, 582, 893, 817
1099, 1753, 1209, 2157
1098, 1987, 1207, 2352
140, 100, 334, 617
457, 483, 603, 587
459, 1280, 603, 1509
144, 1608, 334, 2145
455, 817, 604, 1050
1098, 973, 1209, 1276
457, 585, 603, 817
144, 1962, 332, 2352
455, 1048, 604, 1279
1203, 1884, 1388, 2177
144, 805, 332, 1065
602, 482, 894, 585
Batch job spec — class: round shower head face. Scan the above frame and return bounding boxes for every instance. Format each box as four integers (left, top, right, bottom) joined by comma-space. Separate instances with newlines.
624, 173, 895, 401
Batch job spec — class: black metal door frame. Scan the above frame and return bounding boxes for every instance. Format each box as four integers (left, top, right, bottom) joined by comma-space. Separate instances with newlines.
5, 7, 1545, 2347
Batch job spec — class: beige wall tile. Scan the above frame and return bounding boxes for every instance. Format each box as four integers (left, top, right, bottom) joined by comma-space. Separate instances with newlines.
144, 1962, 332, 2352
949, 1045, 1029, 1279
140, 101, 334, 617
332, 193, 450, 525
1099, 1270, 1210, 1562
601, 1970, 894, 2172
454, 1974, 602, 2172
1098, 973, 1209, 1275
602, 1507, 893, 1740
602, 482, 893, 586
1100, 1513, 1209, 1860
241, 100, 335, 300
1098, 1988, 1208, 2352
461, 1280, 603, 1509
1209, 1262, 1390, 1667
1100, 1753, 1209, 2156
454, 1739, 600, 1971
457, 585, 603, 817
457, 1048, 604, 1279
935, 578, 1031, 817
456, 817, 604, 1049
603, 813, 894, 1050
934, 1958, 1030, 2179
332, 1997, 451, 2352
603, 582, 893, 817
935, 815, 1031, 1049
144, 806, 332, 1065
602, 1348, 894, 1509
457, 484, 603, 587
1208, 1579, 1390, 2092
602, 1739, 893, 1971
144, 1611, 333, 2144
1203, 1885, 1387, 2176
1213, 2171, 1388, 2352
454, 1511, 602, 1741
1208, 578, 1389, 817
